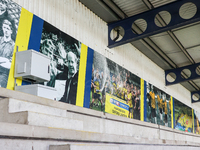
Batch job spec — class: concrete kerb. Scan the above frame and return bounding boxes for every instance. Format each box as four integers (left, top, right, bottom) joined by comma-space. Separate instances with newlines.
0, 122, 200, 146
1, 87, 200, 145
0, 88, 159, 130
0, 87, 104, 118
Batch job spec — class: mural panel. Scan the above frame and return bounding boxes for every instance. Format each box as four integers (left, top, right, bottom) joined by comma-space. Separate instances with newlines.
174, 98, 193, 132
39, 21, 82, 103
90, 51, 141, 120
146, 82, 171, 127
0, 0, 21, 88
194, 110, 200, 134
1, 0, 199, 133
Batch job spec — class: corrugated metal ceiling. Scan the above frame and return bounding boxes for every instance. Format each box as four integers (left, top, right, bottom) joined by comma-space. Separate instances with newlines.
79, 0, 200, 92
113, 0, 148, 16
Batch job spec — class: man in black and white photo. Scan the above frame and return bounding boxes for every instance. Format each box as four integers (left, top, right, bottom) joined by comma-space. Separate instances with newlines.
0, 17, 15, 87
0, 0, 9, 28
39, 22, 81, 102
59, 51, 79, 105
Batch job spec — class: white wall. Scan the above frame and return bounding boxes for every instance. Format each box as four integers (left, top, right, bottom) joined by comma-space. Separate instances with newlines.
12, 0, 199, 110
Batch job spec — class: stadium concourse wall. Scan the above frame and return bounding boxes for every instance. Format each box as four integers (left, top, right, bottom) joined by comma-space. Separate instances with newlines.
1, 0, 197, 135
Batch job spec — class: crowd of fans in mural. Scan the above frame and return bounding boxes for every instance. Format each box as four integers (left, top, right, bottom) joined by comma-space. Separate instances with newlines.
90, 68, 140, 119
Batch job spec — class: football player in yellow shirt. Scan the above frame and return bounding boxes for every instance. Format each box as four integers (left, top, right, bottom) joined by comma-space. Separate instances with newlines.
195, 111, 200, 134
169, 100, 171, 114
116, 80, 122, 98
90, 72, 103, 110
157, 91, 163, 124
196, 117, 200, 134
163, 97, 168, 127
121, 81, 127, 100
127, 86, 133, 118
147, 83, 157, 124
184, 114, 192, 133
111, 75, 117, 96
175, 112, 186, 131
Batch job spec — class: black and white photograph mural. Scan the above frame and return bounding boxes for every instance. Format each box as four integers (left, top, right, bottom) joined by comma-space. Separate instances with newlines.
40, 21, 81, 103
0, 0, 21, 88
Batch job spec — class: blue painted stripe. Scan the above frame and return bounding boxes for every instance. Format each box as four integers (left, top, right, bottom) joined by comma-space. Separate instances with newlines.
22, 81, 31, 85
22, 15, 44, 85
173, 97, 175, 129
28, 15, 44, 51
144, 81, 147, 121
83, 47, 94, 108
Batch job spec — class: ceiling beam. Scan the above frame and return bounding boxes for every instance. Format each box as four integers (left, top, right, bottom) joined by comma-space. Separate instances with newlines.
108, 0, 200, 48
165, 62, 200, 86
103, 0, 127, 19
142, 0, 200, 90
103, 0, 199, 90
191, 91, 200, 103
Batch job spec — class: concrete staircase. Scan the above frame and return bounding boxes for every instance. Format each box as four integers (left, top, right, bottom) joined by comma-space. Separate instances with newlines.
0, 87, 200, 150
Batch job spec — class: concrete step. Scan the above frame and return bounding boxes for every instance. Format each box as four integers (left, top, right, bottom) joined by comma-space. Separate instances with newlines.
49, 144, 200, 150
1, 97, 200, 145
0, 87, 104, 118
0, 98, 83, 130
0, 122, 200, 149
0, 98, 159, 139
27, 111, 83, 130
0, 98, 158, 137
0, 109, 83, 131
49, 144, 119, 150
8, 98, 67, 117
1, 140, 200, 150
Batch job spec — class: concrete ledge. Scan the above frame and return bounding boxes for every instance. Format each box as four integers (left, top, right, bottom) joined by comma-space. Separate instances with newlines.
0, 87, 104, 117
1, 88, 200, 145
0, 99, 28, 124
0, 122, 200, 146
105, 112, 158, 128
27, 111, 83, 131
0, 140, 200, 150
49, 144, 200, 150
49, 144, 119, 150
8, 98, 67, 117
50, 145, 70, 150
159, 124, 200, 144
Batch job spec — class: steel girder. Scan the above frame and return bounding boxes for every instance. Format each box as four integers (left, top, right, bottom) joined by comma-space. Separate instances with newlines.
191, 91, 200, 103
108, 0, 200, 48
165, 63, 200, 86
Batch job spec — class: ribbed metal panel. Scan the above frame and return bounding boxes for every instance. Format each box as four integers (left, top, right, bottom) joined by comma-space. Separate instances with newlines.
174, 24, 200, 52
149, 0, 176, 8
112, 0, 148, 17
12, 0, 108, 55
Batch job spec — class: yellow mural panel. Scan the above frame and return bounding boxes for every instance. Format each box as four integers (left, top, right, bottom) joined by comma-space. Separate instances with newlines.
7, 8, 33, 90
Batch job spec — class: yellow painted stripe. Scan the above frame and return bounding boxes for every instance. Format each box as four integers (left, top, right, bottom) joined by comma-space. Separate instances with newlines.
76, 44, 88, 107
7, 8, 33, 90
140, 79, 144, 121
171, 96, 174, 129
192, 109, 194, 133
